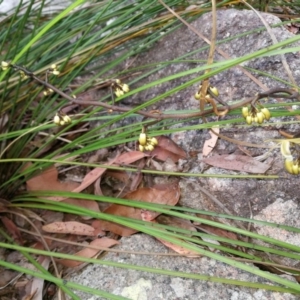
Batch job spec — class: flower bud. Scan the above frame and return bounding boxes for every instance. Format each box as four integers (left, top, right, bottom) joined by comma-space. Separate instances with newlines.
242, 106, 249, 118
53, 115, 60, 125
145, 144, 154, 151
261, 108, 271, 120
1, 61, 10, 70
115, 88, 124, 97
52, 70, 60, 76
122, 84, 130, 93
194, 92, 200, 100
292, 163, 300, 175
209, 86, 219, 97
139, 133, 147, 146
280, 140, 291, 158
284, 159, 293, 174
149, 137, 158, 146
246, 115, 252, 125
256, 112, 265, 124
63, 115, 72, 124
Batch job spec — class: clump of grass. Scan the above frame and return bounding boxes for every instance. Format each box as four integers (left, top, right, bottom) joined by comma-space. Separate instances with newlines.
1, 0, 300, 299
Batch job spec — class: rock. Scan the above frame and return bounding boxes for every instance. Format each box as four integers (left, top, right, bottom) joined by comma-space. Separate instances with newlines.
70, 234, 298, 300
67, 9, 300, 300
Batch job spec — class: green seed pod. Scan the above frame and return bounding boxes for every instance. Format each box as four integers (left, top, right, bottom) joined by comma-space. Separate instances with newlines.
261, 108, 271, 120
284, 159, 294, 174
246, 115, 252, 125
209, 86, 219, 97
139, 133, 147, 146
256, 112, 265, 124
139, 145, 144, 152
242, 106, 249, 118
280, 140, 291, 158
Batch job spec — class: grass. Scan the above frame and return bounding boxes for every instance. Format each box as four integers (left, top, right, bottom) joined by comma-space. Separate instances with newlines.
1, 0, 300, 299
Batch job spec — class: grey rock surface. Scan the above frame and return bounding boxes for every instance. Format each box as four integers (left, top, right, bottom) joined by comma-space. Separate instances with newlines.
70, 234, 298, 300
67, 9, 300, 300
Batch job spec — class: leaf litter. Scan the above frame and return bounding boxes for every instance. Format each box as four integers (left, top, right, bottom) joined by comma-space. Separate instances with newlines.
9, 132, 274, 297
23, 135, 261, 261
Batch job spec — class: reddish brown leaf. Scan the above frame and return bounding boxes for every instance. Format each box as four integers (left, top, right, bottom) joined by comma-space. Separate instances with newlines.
92, 219, 136, 237
54, 151, 147, 201
156, 215, 197, 233
57, 238, 119, 267
95, 182, 180, 236
194, 223, 238, 240
26, 166, 79, 192
42, 221, 95, 236
1, 216, 23, 244
94, 176, 103, 196
72, 167, 106, 194
105, 170, 129, 183
62, 198, 100, 217
156, 237, 201, 257
113, 151, 147, 165
148, 136, 186, 162
202, 154, 271, 173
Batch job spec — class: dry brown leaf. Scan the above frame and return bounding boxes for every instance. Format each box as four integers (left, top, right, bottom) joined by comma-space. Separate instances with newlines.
194, 214, 238, 241
27, 256, 50, 300
26, 166, 79, 192
194, 223, 238, 241
62, 198, 101, 217
1, 216, 23, 244
113, 151, 147, 165
149, 136, 186, 162
54, 151, 147, 201
42, 221, 95, 236
95, 182, 180, 236
57, 237, 119, 267
72, 167, 106, 194
94, 176, 104, 196
92, 218, 136, 237
105, 170, 129, 183
156, 237, 200, 257
202, 154, 271, 173
156, 215, 197, 234
202, 127, 219, 156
